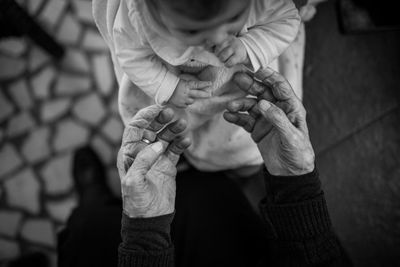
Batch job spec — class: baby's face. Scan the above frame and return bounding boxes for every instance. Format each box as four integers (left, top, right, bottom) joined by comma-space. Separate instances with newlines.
158, 0, 251, 48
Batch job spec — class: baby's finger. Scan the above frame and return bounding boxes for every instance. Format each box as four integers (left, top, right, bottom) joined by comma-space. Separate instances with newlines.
227, 97, 257, 113
214, 39, 231, 56
187, 80, 212, 90
189, 89, 211, 99
225, 54, 240, 67
218, 46, 234, 62
223, 112, 255, 132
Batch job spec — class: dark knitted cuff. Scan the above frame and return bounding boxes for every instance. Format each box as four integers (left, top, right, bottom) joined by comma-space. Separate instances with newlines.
121, 212, 174, 251
264, 167, 321, 204
260, 193, 332, 241
118, 245, 174, 267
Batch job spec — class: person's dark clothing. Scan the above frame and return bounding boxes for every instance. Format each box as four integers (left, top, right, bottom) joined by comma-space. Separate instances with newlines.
118, 168, 352, 267
59, 167, 352, 267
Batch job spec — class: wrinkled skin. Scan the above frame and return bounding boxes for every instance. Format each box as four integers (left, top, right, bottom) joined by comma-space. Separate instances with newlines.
224, 67, 315, 176
117, 106, 190, 218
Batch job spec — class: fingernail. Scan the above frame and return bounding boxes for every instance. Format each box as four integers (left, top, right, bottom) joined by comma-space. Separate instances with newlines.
258, 100, 271, 111
151, 142, 163, 153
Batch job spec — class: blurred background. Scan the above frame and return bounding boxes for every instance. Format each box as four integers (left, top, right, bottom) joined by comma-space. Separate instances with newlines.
0, 0, 399, 266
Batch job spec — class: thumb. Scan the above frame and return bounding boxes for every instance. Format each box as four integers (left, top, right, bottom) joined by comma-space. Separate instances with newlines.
258, 100, 294, 138
127, 142, 165, 179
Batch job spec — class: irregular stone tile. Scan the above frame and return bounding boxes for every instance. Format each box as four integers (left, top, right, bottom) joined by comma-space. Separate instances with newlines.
93, 54, 114, 96
101, 116, 123, 144
91, 135, 113, 165
0, 239, 19, 260
4, 168, 40, 214
53, 119, 89, 152
317, 111, 400, 266
41, 98, 70, 122
60, 49, 89, 73
0, 56, 25, 80
72, 93, 106, 126
40, 153, 73, 194
55, 73, 90, 96
72, 0, 94, 24
82, 30, 108, 51
21, 219, 55, 247
31, 66, 55, 99
0, 38, 27, 57
0, 211, 23, 237
39, 0, 66, 29
46, 196, 77, 223
57, 14, 81, 45
304, 1, 400, 153
0, 90, 15, 123
0, 144, 22, 178
21, 127, 50, 164
8, 80, 33, 110
6, 112, 36, 138
109, 93, 119, 115
29, 47, 50, 72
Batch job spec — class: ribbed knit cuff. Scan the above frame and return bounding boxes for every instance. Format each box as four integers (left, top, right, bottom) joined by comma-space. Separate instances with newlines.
260, 193, 332, 241
118, 245, 174, 267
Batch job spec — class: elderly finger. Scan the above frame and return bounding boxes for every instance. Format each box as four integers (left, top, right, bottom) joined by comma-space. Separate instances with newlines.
223, 112, 255, 132
187, 80, 212, 89
126, 105, 163, 129
256, 67, 296, 102
166, 137, 191, 165
233, 73, 275, 101
157, 119, 187, 143
127, 141, 165, 178
189, 89, 211, 99
258, 100, 294, 137
148, 108, 174, 132
227, 97, 257, 113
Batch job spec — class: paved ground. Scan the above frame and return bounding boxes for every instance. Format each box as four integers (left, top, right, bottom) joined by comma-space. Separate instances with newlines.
0, 0, 121, 264
0, 0, 399, 266
304, 1, 400, 266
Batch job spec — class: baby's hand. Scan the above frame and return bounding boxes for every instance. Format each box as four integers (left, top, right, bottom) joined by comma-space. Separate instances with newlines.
168, 78, 212, 108
215, 36, 249, 68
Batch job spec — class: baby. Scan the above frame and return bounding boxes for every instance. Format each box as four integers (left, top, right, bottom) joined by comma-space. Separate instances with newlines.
94, 0, 301, 171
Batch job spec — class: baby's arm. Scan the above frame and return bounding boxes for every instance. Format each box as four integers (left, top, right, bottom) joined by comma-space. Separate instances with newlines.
237, 0, 301, 72
114, 16, 179, 106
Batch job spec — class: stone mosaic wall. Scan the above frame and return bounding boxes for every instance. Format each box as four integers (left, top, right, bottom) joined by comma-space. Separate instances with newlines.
0, 0, 123, 264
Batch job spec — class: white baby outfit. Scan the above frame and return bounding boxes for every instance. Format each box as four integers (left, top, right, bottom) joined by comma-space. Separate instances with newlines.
93, 0, 301, 171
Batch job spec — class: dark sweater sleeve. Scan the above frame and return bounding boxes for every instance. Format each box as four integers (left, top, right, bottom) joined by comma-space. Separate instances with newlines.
260, 168, 353, 266
118, 212, 174, 267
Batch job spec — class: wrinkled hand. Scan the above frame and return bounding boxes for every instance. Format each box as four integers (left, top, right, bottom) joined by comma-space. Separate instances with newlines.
214, 36, 250, 68
117, 105, 191, 218
224, 67, 315, 176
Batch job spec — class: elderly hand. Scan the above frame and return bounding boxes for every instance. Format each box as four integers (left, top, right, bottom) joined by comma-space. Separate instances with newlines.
117, 105, 191, 218
224, 67, 315, 176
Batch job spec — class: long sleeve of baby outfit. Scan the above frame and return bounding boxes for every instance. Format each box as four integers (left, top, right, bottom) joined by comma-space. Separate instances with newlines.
113, 1, 179, 106
239, 0, 301, 72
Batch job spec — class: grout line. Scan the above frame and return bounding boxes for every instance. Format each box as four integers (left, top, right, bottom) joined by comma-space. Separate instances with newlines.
317, 104, 399, 157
